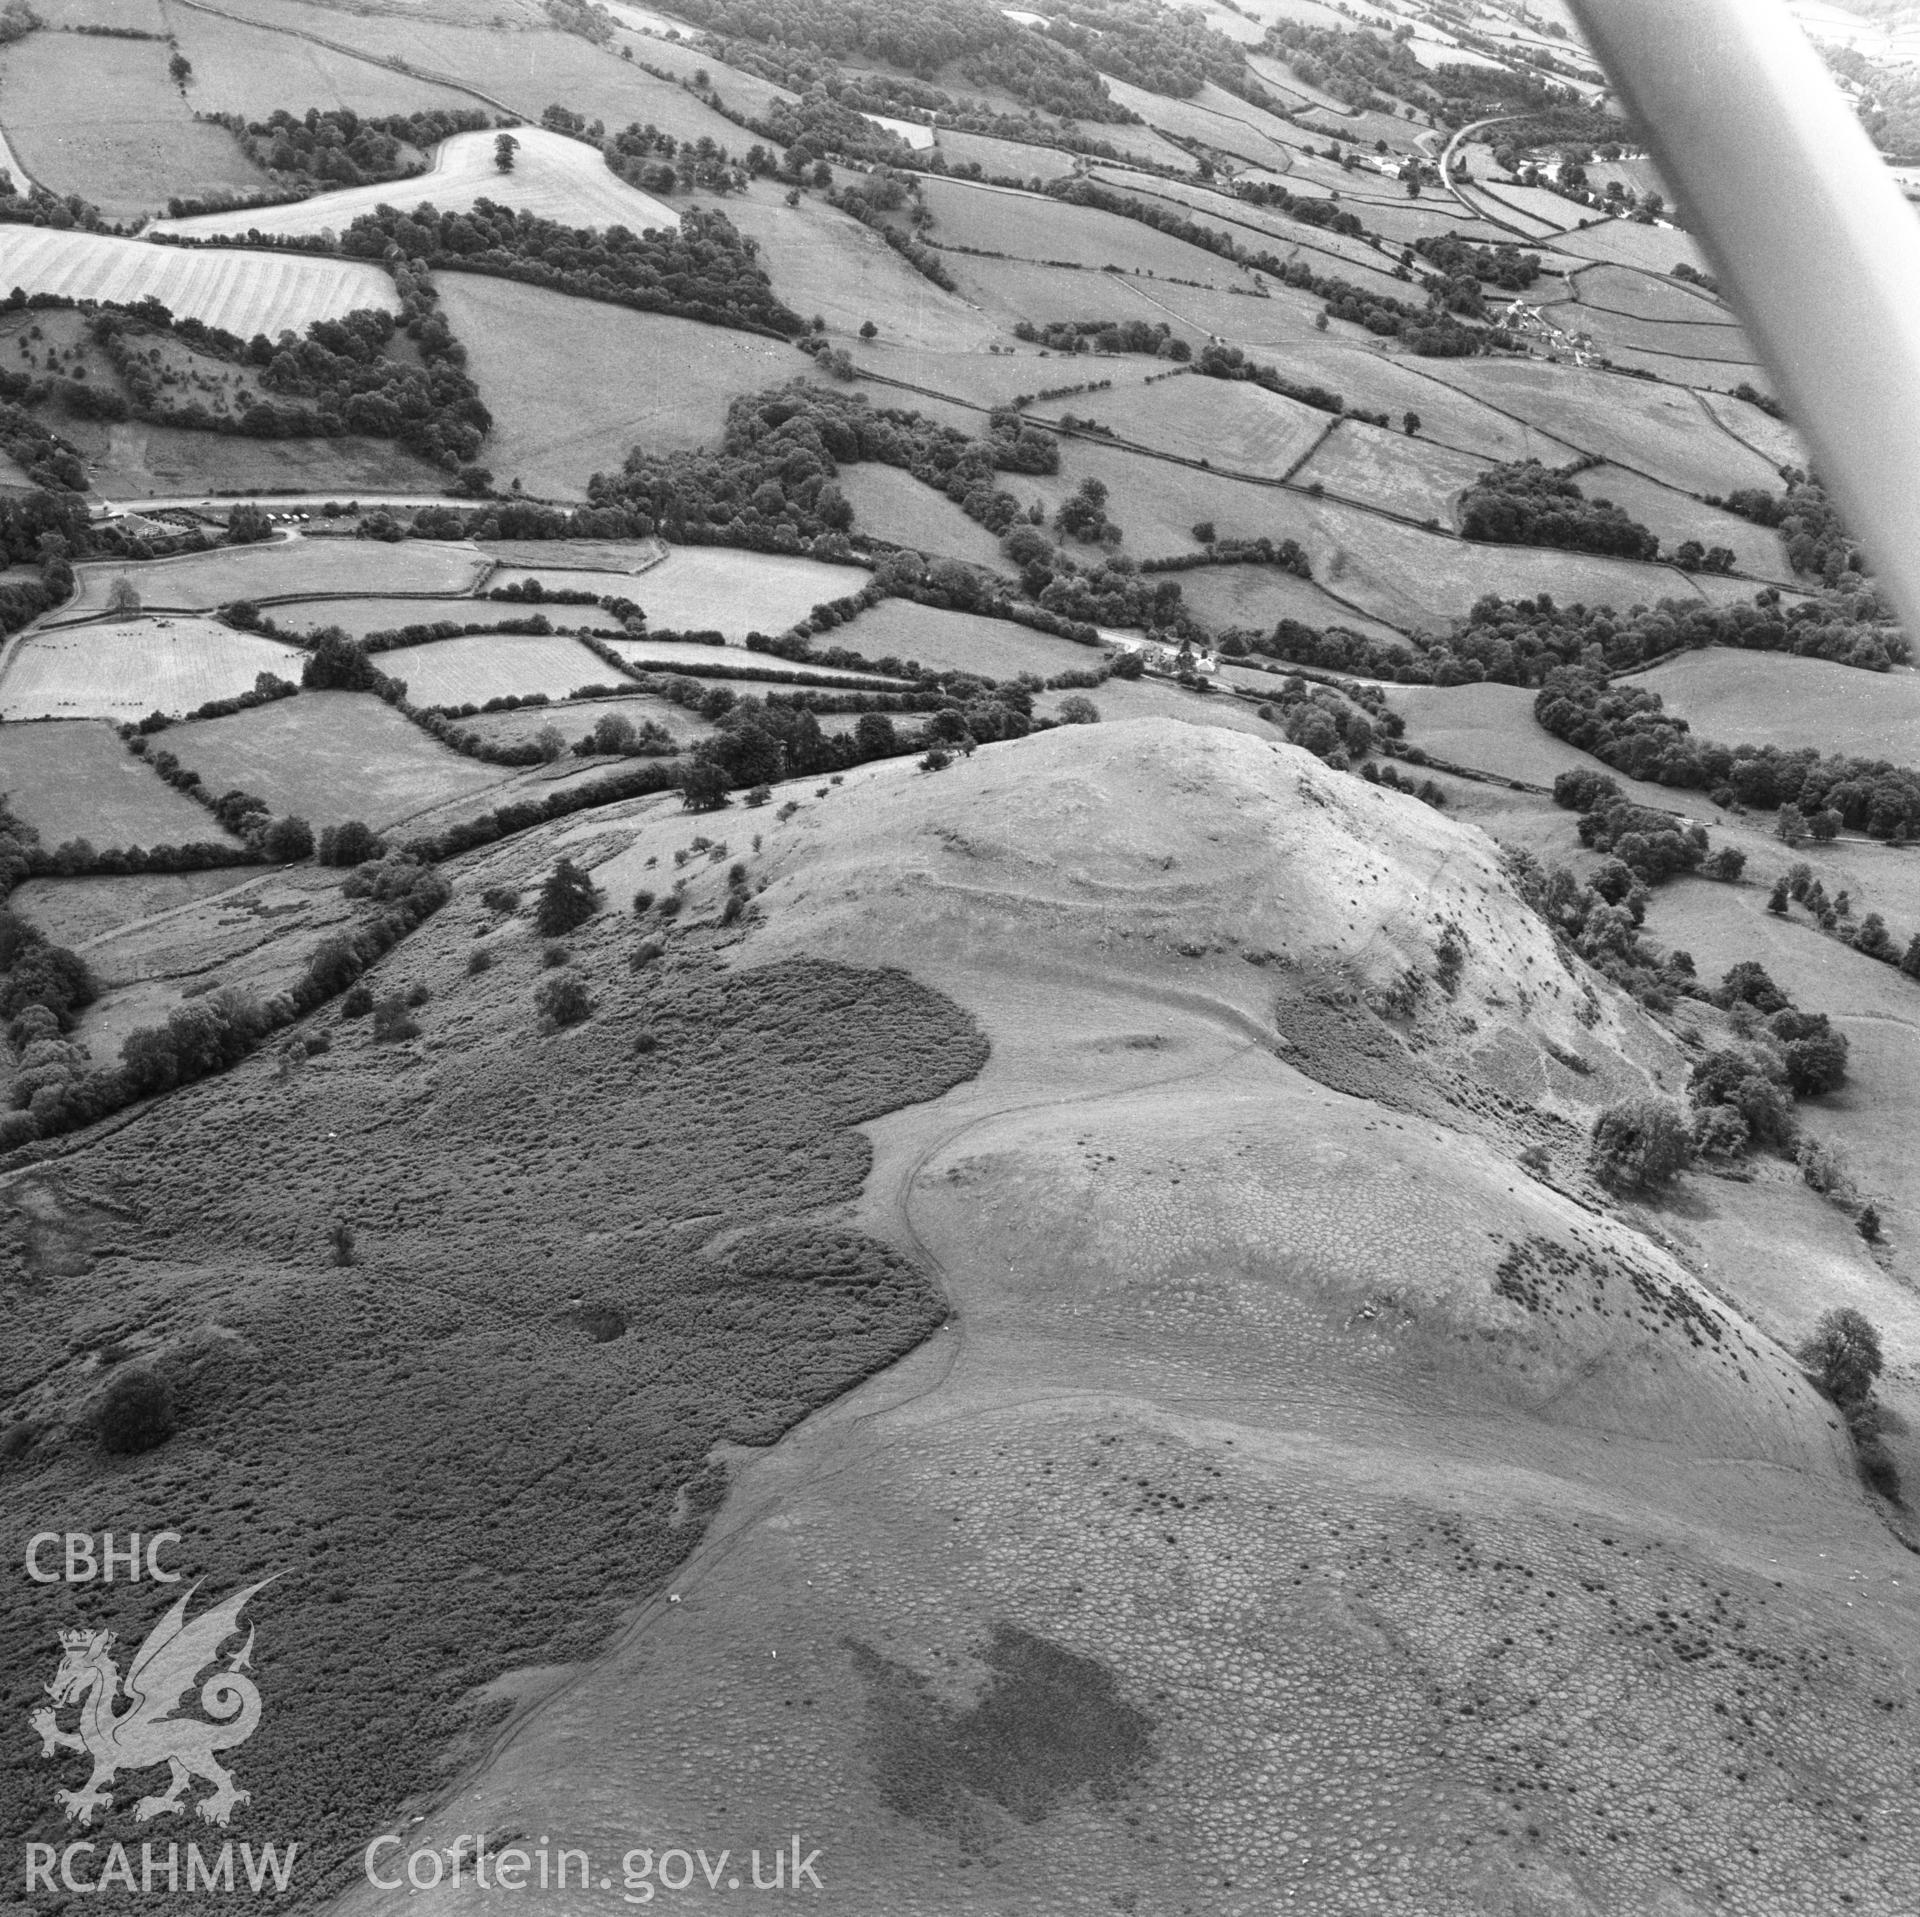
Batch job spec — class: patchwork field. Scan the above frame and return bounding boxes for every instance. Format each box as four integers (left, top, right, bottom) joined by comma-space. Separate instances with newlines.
163, 689, 513, 828
1293, 419, 1490, 522
183, 0, 749, 146
921, 177, 1265, 287
437, 277, 796, 498
378, 631, 613, 707
0, 718, 245, 847
1573, 262, 1730, 324
1174, 562, 1412, 644
149, 126, 679, 242
1058, 374, 1331, 480
459, 689, 707, 752
1575, 465, 1792, 577
1555, 218, 1714, 278
1625, 649, 1920, 761
688, 183, 993, 350
65, 538, 487, 614
0, 616, 307, 721
1100, 74, 1303, 170
1386, 680, 1624, 787
0, 31, 268, 222
267, 597, 491, 640
0, 231, 399, 337
1698, 387, 1805, 468
625, 547, 871, 637
835, 465, 1009, 568
830, 598, 1100, 678
1412, 357, 1784, 496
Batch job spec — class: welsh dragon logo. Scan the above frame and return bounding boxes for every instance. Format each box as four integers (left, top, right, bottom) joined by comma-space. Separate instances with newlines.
28, 1578, 275, 1828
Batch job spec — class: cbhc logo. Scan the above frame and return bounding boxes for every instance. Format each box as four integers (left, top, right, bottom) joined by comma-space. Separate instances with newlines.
25, 1533, 183, 1583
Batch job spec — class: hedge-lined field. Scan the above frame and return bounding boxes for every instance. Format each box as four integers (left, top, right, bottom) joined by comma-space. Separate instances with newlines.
0, 617, 306, 721
0, 718, 245, 845
163, 690, 513, 828
151, 126, 679, 241
0, 230, 398, 338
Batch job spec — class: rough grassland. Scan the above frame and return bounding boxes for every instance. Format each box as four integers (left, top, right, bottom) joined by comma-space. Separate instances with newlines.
630, 548, 871, 638
436, 277, 796, 500
378, 631, 612, 707
0, 934, 986, 1907
0, 231, 398, 338
686, 183, 991, 350
66, 539, 487, 614
164, 690, 513, 828
0, 617, 307, 721
0, 32, 267, 221
150, 127, 678, 241
66, 418, 450, 502
835, 465, 1008, 568
1627, 649, 1920, 762
0, 719, 244, 846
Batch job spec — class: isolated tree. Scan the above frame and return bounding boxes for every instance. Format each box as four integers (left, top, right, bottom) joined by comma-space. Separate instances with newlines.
106, 575, 140, 615
680, 760, 729, 811
1057, 696, 1101, 725
168, 51, 192, 88
495, 132, 520, 172
1589, 1096, 1694, 1193
1799, 1306, 1884, 1407
1403, 411, 1422, 436
1767, 876, 1790, 915
859, 319, 878, 339
534, 857, 600, 936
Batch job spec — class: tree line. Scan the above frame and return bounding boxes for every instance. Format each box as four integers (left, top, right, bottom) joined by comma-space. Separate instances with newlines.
334, 199, 804, 339
1536, 667, 1920, 834
1459, 460, 1661, 561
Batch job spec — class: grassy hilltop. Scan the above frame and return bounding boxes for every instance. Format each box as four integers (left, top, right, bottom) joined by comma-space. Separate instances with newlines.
4, 0, 1920, 1907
